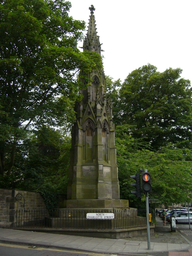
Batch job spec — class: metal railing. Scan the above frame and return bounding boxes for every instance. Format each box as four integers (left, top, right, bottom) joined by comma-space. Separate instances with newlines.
12, 208, 146, 230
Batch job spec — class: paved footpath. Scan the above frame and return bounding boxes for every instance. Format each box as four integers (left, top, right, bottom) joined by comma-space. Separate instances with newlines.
0, 218, 192, 255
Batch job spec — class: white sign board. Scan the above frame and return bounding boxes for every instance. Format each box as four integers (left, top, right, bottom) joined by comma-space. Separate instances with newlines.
86, 213, 114, 220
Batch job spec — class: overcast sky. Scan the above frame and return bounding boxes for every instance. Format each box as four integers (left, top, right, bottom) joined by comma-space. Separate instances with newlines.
69, 0, 192, 84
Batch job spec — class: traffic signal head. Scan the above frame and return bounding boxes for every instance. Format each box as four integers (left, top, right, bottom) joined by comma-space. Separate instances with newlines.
142, 171, 152, 193
130, 172, 141, 198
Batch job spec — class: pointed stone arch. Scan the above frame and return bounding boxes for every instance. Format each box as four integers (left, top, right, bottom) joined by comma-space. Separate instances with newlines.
82, 118, 96, 132
82, 118, 96, 162
89, 75, 99, 102
102, 119, 109, 162
92, 75, 99, 85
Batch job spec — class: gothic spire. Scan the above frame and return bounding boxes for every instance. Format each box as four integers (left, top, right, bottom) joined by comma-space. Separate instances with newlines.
83, 5, 102, 55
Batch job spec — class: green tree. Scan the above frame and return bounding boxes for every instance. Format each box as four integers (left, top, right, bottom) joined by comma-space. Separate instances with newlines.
115, 124, 192, 206
12, 126, 71, 210
0, 0, 102, 179
106, 65, 192, 206
0, 125, 71, 192
115, 64, 192, 150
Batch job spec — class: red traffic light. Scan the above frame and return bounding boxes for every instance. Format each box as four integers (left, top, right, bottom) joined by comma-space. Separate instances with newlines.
142, 171, 152, 193
143, 173, 150, 182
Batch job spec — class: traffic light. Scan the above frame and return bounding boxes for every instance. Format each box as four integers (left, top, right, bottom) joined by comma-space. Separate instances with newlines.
142, 171, 152, 193
130, 172, 141, 198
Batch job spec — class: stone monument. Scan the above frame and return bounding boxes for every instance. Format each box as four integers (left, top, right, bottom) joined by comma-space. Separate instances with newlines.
47, 6, 149, 238
66, 5, 128, 209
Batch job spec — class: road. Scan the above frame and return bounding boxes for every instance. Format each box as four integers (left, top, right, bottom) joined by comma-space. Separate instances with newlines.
176, 223, 192, 245
0, 243, 171, 256
0, 243, 108, 256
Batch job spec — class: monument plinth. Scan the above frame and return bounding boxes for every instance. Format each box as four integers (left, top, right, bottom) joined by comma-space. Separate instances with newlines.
66, 199, 128, 208
66, 5, 128, 208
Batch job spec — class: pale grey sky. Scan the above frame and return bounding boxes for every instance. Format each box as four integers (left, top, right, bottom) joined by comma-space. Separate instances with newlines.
69, 0, 192, 83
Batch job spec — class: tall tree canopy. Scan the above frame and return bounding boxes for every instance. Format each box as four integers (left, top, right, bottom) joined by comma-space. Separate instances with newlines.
116, 124, 192, 206
0, 0, 102, 177
113, 64, 192, 150
106, 65, 192, 206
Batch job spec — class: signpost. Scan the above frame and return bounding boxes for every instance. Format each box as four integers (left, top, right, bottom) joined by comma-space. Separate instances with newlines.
145, 192, 151, 250
187, 204, 191, 229
142, 170, 152, 250
130, 169, 152, 250
171, 217, 176, 232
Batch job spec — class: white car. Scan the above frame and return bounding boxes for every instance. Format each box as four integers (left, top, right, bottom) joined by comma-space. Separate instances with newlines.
167, 210, 187, 222
174, 212, 192, 224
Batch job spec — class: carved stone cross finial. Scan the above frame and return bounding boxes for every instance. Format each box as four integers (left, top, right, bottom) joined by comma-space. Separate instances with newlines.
89, 5, 95, 14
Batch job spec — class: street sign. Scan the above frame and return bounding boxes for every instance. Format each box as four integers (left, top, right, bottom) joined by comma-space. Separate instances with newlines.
86, 213, 114, 219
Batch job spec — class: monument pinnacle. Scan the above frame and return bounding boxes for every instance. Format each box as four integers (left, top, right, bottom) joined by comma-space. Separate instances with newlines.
89, 5, 95, 14
83, 5, 101, 54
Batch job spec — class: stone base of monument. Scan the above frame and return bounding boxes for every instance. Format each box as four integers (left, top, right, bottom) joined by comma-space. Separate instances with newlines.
65, 199, 129, 208
45, 206, 154, 238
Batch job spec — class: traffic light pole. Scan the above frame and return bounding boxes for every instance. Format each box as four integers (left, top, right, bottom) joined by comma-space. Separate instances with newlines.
131, 169, 151, 249
146, 192, 151, 250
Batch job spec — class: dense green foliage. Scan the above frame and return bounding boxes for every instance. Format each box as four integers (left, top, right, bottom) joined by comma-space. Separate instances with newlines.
21, 127, 71, 210
18, 127, 70, 192
115, 124, 192, 206
0, 0, 101, 186
114, 64, 192, 150
106, 65, 192, 206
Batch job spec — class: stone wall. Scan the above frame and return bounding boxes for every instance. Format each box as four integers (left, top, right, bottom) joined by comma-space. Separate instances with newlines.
0, 189, 48, 227
0, 189, 13, 226
13, 190, 47, 210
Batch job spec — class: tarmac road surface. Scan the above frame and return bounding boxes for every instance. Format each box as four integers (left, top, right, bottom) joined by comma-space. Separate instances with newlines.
0, 243, 109, 256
